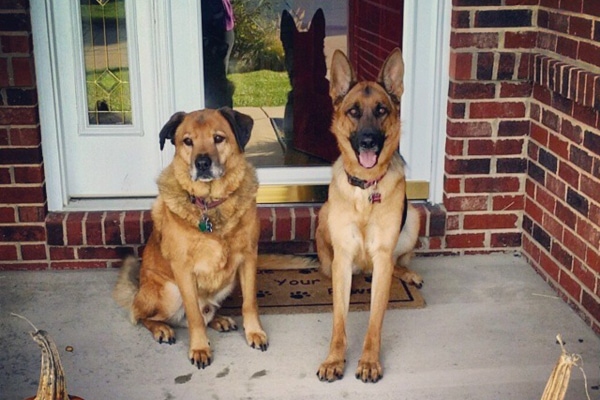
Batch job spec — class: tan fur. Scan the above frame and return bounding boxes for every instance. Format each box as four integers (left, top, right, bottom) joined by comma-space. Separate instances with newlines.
315, 48, 422, 383
113, 109, 267, 369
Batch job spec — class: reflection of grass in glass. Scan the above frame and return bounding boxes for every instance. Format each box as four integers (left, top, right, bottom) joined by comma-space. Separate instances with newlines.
86, 68, 131, 120
230, 70, 291, 107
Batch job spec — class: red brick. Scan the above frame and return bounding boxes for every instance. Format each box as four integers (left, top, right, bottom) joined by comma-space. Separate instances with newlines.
558, 271, 581, 300
536, 186, 556, 214
539, 250, 560, 282
492, 194, 524, 211
104, 211, 123, 245
491, 232, 521, 248
577, 217, 600, 248
447, 121, 492, 137
464, 213, 518, 230
9, 127, 41, 146
545, 174, 566, 199
444, 195, 488, 211
543, 212, 564, 240
65, 212, 85, 246
0, 107, 38, 125
85, 212, 104, 246
499, 82, 532, 98
21, 243, 47, 260
469, 101, 526, 119
445, 138, 464, 156
581, 291, 600, 326
0, 186, 45, 203
446, 233, 486, 248
0, 206, 16, 223
504, 31, 537, 48
557, 161, 580, 188
449, 52, 473, 80
465, 176, 520, 193
444, 177, 461, 194
123, 211, 142, 244
525, 196, 544, 224
560, 119, 583, 144
49, 246, 75, 261
0, 58, 9, 86
293, 207, 314, 241
77, 246, 124, 260
18, 205, 46, 223
530, 123, 549, 146
11, 57, 35, 86
0, 225, 45, 242
449, 82, 496, 100
450, 32, 499, 49
274, 207, 292, 241
13, 165, 44, 184
578, 42, 600, 68
0, 34, 31, 53
0, 244, 18, 260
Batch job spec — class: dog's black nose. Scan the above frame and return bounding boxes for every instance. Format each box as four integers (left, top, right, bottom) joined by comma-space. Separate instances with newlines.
195, 154, 212, 171
360, 134, 376, 150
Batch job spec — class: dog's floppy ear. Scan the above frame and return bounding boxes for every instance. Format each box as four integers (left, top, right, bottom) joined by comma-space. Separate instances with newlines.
377, 48, 405, 103
218, 107, 253, 152
329, 50, 355, 105
159, 112, 186, 150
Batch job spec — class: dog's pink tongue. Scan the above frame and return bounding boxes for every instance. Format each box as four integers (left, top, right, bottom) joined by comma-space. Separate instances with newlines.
359, 151, 377, 169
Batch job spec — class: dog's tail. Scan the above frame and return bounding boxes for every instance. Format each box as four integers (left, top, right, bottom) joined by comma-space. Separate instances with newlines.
112, 256, 140, 313
258, 254, 319, 270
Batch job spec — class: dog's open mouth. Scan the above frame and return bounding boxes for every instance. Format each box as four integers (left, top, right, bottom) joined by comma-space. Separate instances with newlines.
358, 151, 378, 169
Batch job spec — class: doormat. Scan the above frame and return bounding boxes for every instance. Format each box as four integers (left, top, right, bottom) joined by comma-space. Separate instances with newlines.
220, 268, 425, 315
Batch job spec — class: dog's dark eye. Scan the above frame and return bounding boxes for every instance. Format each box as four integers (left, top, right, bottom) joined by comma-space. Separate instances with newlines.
347, 105, 361, 119
374, 104, 388, 117
183, 137, 193, 146
214, 134, 225, 144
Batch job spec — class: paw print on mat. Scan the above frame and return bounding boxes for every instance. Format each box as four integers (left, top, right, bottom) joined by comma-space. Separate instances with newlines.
290, 291, 311, 300
257, 290, 272, 298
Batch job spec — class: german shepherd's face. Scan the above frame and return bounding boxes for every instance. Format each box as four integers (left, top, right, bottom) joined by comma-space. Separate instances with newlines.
158, 107, 253, 182
329, 49, 405, 178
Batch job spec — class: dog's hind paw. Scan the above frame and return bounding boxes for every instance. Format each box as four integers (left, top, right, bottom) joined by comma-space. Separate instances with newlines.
246, 330, 268, 351
209, 315, 238, 332
395, 266, 423, 288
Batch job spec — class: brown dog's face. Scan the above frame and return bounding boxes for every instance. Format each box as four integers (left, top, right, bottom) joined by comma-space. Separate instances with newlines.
159, 108, 253, 182
329, 49, 405, 173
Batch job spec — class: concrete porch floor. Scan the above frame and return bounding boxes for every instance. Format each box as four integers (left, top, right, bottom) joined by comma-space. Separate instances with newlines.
1, 254, 598, 399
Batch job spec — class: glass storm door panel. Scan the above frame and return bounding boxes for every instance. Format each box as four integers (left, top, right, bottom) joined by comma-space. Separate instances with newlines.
57, 0, 163, 199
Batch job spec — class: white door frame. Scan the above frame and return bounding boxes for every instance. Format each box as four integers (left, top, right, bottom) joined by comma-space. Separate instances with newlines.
32, 0, 449, 211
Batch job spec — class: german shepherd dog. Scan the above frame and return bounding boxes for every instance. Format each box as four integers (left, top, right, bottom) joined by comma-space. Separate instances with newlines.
315, 48, 422, 383
113, 108, 268, 369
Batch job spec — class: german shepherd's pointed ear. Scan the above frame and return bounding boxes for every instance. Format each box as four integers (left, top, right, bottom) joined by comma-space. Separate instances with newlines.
218, 107, 254, 152
377, 48, 405, 103
329, 50, 356, 105
159, 111, 186, 150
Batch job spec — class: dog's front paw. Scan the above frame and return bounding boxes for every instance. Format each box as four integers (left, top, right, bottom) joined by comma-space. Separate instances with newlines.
246, 330, 268, 351
355, 360, 383, 383
317, 359, 345, 382
189, 347, 212, 369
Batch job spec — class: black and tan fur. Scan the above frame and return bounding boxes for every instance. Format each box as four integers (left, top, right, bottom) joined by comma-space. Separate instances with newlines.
113, 108, 267, 369
315, 48, 422, 383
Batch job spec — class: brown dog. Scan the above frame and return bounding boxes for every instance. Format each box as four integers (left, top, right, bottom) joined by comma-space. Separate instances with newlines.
113, 107, 268, 369
315, 48, 422, 383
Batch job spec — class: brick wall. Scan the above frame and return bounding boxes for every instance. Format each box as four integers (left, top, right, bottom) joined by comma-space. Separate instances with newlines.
525, 1, 600, 333
449, 0, 600, 333
0, 1, 48, 269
